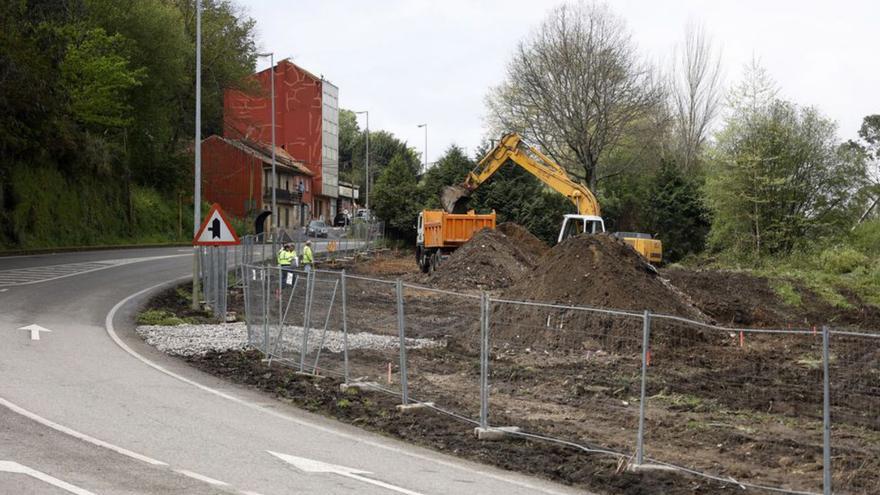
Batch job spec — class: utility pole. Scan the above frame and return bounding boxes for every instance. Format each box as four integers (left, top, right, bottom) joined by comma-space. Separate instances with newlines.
257, 53, 277, 232
191, 0, 202, 310
355, 111, 370, 210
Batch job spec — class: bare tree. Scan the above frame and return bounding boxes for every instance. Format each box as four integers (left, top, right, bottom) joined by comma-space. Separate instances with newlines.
485, 1, 663, 191
669, 21, 722, 172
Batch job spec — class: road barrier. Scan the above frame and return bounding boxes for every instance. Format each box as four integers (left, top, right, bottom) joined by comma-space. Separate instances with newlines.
240, 265, 879, 495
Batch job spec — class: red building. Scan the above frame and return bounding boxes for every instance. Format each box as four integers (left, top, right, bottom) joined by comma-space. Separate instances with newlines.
223, 59, 339, 223
201, 135, 313, 230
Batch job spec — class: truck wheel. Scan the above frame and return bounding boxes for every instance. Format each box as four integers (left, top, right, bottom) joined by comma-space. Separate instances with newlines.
430, 251, 441, 272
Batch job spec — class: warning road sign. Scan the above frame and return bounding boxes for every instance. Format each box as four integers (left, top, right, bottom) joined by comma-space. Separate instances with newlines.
193, 204, 240, 245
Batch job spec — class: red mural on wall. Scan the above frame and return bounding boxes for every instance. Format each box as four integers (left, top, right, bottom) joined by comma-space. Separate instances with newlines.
224, 60, 325, 194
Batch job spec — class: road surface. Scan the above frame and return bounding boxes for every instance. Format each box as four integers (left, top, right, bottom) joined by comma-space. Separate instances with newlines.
0, 247, 585, 495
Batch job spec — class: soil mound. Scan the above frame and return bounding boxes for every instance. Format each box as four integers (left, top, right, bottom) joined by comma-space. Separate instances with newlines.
429, 228, 533, 290
492, 234, 711, 350
496, 223, 548, 261
506, 234, 699, 315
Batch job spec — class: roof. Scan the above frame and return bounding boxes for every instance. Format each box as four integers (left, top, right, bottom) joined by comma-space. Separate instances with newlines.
204, 135, 313, 176
255, 58, 335, 88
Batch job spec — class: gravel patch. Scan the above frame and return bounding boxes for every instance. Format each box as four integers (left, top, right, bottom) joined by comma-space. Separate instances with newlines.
136, 322, 444, 357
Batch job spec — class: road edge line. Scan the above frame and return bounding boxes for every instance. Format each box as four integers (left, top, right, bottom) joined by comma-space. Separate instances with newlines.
0, 397, 167, 467
105, 278, 580, 495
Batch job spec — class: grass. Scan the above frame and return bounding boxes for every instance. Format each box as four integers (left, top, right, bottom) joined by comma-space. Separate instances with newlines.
136, 309, 187, 326
650, 392, 719, 413
771, 280, 802, 307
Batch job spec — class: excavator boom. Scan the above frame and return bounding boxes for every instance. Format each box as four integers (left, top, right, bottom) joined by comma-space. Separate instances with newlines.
441, 133, 600, 217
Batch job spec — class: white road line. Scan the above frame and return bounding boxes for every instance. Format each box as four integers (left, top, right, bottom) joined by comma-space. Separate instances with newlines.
0, 397, 167, 466
174, 469, 230, 486
0, 289, 8, 293
0, 254, 188, 288
0, 460, 96, 495
105, 279, 578, 495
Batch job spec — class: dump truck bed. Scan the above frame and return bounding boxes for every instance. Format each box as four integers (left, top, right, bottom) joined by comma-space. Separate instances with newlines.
422, 210, 496, 249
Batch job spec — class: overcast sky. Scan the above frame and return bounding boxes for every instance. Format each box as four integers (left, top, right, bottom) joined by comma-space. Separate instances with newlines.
245, 0, 878, 165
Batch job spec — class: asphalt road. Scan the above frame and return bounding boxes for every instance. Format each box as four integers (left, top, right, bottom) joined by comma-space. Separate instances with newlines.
0, 247, 585, 495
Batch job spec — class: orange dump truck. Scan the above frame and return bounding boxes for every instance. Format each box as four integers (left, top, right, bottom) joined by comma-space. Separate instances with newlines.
416, 209, 496, 273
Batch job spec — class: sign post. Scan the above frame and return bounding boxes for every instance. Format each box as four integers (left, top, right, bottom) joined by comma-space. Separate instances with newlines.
193, 204, 241, 317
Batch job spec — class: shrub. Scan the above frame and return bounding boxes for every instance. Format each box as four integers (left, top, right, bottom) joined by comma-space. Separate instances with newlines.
819, 246, 869, 275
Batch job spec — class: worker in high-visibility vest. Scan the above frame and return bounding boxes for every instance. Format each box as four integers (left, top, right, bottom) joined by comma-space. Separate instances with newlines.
301, 239, 314, 272
277, 243, 297, 285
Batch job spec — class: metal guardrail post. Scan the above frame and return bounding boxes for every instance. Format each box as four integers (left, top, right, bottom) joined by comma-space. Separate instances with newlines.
341, 270, 350, 383
479, 292, 489, 429
396, 279, 409, 404
636, 309, 651, 465
822, 325, 831, 495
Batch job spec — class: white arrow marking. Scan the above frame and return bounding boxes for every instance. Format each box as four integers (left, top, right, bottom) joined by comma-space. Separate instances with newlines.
268, 451, 424, 495
17, 324, 52, 341
0, 461, 96, 495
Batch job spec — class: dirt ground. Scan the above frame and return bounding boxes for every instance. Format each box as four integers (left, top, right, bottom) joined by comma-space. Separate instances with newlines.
146, 233, 878, 494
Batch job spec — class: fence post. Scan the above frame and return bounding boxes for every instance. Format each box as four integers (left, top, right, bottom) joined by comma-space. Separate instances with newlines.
396, 279, 409, 405
635, 309, 651, 466
479, 291, 490, 429
262, 267, 269, 355
299, 270, 315, 373
242, 263, 251, 345
822, 325, 831, 495
341, 270, 350, 383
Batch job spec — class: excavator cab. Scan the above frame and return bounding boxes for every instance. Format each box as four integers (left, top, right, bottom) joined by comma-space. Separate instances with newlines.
558, 214, 605, 243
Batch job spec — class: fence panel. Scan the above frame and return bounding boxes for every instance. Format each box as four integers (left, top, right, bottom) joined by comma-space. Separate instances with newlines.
645, 317, 824, 494
486, 299, 643, 454
339, 274, 401, 396
402, 284, 481, 417
829, 330, 880, 494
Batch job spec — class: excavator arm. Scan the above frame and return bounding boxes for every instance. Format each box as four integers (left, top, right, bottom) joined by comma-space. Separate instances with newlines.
441, 133, 600, 216
441, 132, 663, 264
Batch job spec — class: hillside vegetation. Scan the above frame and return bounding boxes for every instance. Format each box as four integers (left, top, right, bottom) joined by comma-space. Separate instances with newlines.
0, 0, 257, 249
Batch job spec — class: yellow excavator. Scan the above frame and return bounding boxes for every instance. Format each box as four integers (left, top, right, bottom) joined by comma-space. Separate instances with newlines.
442, 132, 662, 264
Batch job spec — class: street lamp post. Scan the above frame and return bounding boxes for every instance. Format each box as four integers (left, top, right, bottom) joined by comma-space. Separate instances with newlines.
191, 0, 202, 310
417, 123, 427, 174
256, 52, 277, 232
354, 111, 370, 211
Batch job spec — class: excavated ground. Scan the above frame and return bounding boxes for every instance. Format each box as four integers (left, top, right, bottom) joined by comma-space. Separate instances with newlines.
146, 225, 879, 495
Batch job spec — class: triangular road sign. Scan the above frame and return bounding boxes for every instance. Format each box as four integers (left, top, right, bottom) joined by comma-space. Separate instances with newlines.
193, 204, 240, 245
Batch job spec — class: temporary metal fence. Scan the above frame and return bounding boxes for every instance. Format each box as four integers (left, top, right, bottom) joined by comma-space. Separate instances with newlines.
238, 221, 386, 271
240, 265, 880, 495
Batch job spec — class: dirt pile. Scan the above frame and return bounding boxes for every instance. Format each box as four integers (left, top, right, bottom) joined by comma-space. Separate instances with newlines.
429, 228, 533, 290
495, 222, 548, 262
506, 234, 701, 316
491, 234, 711, 350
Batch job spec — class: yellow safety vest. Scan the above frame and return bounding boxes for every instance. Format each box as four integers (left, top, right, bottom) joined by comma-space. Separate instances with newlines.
278, 248, 294, 266
302, 245, 314, 264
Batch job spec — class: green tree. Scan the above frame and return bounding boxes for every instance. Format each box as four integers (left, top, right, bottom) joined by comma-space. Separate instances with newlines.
60, 26, 144, 130
372, 153, 421, 239
706, 92, 868, 257
647, 161, 710, 262
420, 145, 474, 209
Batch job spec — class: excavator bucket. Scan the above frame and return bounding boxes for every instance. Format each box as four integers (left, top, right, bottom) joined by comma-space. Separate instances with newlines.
441, 185, 472, 213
